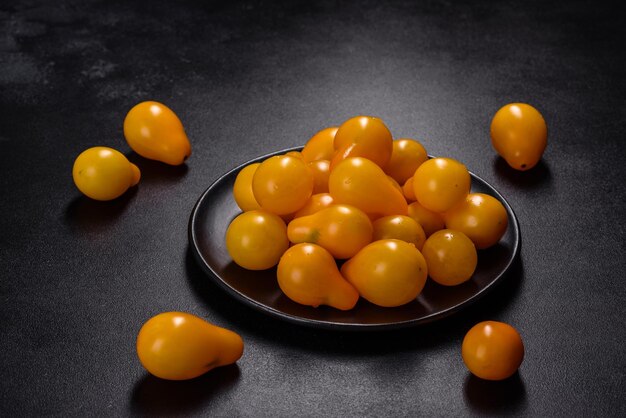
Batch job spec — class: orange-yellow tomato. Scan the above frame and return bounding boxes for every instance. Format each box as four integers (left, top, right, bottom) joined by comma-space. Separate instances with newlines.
421, 229, 477, 286
387, 176, 404, 196
301, 127, 338, 162
372, 215, 426, 250
277, 243, 359, 310
252, 155, 314, 215
123, 101, 191, 165
329, 157, 408, 217
385, 139, 428, 184
491, 103, 547, 171
462, 321, 524, 381
136, 312, 243, 381
307, 160, 330, 194
402, 177, 416, 201
342, 239, 427, 307
293, 193, 335, 218
72, 147, 140, 201
225, 210, 289, 270
233, 163, 261, 212
288, 204, 373, 259
331, 116, 393, 169
444, 193, 508, 249
407, 201, 445, 237
413, 157, 471, 213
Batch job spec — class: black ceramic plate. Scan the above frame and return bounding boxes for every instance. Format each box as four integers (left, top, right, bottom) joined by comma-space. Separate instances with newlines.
189, 147, 520, 331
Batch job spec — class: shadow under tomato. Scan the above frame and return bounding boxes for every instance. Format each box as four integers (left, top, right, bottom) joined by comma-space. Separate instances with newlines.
126, 151, 188, 185
63, 187, 137, 232
463, 372, 528, 414
129, 364, 240, 416
493, 156, 552, 190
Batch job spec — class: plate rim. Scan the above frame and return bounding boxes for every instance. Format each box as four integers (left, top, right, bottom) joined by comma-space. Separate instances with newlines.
188, 146, 521, 331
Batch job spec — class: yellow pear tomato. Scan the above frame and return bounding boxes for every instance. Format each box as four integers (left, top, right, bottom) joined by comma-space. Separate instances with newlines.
123, 101, 191, 165
72, 146, 140, 201
136, 312, 243, 381
329, 157, 408, 217
331, 116, 393, 170
277, 243, 359, 310
288, 204, 373, 259
342, 239, 428, 307
490, 103, 547, 171
308, 160, 330, 194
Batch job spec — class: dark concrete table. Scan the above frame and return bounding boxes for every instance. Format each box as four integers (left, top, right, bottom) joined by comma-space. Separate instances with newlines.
1, 0, 624, 416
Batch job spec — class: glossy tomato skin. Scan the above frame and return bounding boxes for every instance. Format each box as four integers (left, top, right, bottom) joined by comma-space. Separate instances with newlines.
385, 139, 428, 184
225, 210, 289, 270
123, 101, 191, 165
233, 163, 261, 212
372, 215, 426, 250
136, 312, 243, 381
302, 127, 338, 162
277, 243, 359, 310
252, 155, 314, 215
421, 229, 477, 286
72, 146, 140, 201
341, 239, 428, 307
293, 193, 335, 218
444, 193, 508, 249
288, 204, 373, 259
490, 103, 547, 171
462, 321, 524, 381
331, 116, 393, 169
407, 201, 445, 237
413, 157, 470, 213
307, 160, 330, 194
329, 157, 408, 217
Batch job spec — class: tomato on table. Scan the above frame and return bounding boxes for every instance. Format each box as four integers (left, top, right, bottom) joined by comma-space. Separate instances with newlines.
462, 321, 525, 381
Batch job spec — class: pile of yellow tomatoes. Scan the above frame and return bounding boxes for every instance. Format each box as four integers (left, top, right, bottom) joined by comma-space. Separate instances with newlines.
226, 115, 510, 310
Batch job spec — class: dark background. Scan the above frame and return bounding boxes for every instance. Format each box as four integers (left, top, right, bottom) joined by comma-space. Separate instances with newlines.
1, 0, 625, 416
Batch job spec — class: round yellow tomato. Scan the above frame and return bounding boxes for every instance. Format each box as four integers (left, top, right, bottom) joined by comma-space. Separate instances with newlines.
421, 229, 477, 286
301, 127, 338, 162
233, 163, 261, 212
413, 157, 470, 213
72, 146, 140, 201
136, 312, 243, 380
444, 193, 508, 249
123, 101, 191, 165
225, 210, 289, 270
385, 139, 428, 184
331, 116, 393, 169
490, 103, 547, 171
341, 239, 427, 307
252, 155, 314, 215
462, 321, 524, 381
407, 201, 445, 237
372, 215, 426, 250
277, 243, 359, 310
